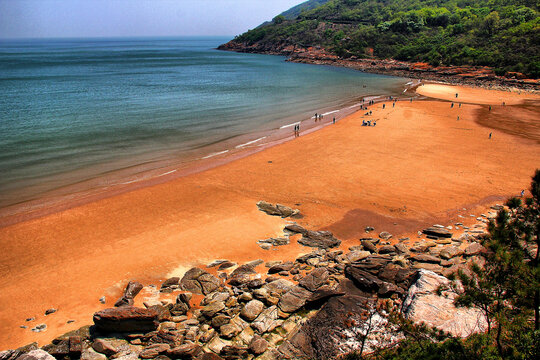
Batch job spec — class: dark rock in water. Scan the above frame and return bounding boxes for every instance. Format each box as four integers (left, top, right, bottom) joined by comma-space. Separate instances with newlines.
298, 268, 329, 292
278, 286, 313, 313
114, 281, 143, 307
249, 335, 268, 355
180, 268, 220, 295
379, 231, 393, 240
361, 240, 377, 253
268, 261, 294, 274
161, 277, 180, 290
422, 227, 452, 238
93, 306, 159, 333
298, 231, 341, 249
284, 223, 308, 235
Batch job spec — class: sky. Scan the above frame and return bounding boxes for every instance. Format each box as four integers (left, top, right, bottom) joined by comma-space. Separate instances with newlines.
0, 0, 304, 39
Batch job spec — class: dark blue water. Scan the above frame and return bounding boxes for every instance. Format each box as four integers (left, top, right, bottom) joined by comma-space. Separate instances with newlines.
0, 37, 408, 209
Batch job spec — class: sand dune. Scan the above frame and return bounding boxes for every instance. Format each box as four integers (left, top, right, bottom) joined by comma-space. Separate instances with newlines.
0, 84, 539, 349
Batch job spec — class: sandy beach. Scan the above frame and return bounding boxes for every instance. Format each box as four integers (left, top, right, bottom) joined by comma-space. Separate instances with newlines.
1, 84, 539, 349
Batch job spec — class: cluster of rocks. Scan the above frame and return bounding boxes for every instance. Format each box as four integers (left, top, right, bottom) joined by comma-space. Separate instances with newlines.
3, 205, 501, 360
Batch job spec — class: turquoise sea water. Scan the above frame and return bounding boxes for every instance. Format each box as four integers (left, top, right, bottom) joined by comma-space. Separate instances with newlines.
0, 37, 409, 210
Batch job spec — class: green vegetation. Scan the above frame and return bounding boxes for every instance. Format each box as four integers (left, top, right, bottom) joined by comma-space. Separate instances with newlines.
346, 169, 540, 359
234, 0, 540, 77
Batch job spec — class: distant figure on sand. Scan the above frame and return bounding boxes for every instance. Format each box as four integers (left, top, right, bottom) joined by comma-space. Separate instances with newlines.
521, 189, 525, 197
457, 116, 459, 121
489, 132, 492, 139
383, 104, 386, 109
393, 102, 395, 108
333, 117, 336, 124
489, 106, 492, 111
451, 102, 454, 108
455, 93, 458, 98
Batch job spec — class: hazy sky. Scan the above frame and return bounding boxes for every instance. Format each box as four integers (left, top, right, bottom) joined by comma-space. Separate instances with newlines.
0, 0, 304, 39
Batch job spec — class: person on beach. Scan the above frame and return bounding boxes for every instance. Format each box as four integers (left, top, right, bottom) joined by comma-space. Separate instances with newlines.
489, 132, 492, 139
369, 110, 372, 115
455, 93, 458, 98
521, 189, 525, 197
459, 103, 461, 108
383, 104, 386, 109
393, 102, 395, 108
457, 116, 460, 121
489, 106, 492, 111
451, 102, 454, 108
333, 117, 336, 124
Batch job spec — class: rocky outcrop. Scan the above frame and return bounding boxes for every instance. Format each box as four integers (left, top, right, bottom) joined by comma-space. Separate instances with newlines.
256, 201, 300, 218
180, 268, 221, 295
403, 269, 487, 337
298, 230, 341, 249
93, 307, 159, 333
114, 281, 143, 307
422, 227, 453, 238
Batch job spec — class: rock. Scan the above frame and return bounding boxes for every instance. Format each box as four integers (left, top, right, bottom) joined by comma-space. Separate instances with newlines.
464, 242, 488, 256
240, 300, 265, 321
140, 344, 170, 359
167, 344, 201, 359
249, 335, 268, 355
365, 226, 375, 233
207, 259, 229, 268
251, 306, 280, 334
268, 261, 293, 274
212, 314, 231, 328
114, 281, 144, 307
361, 240, 377, 253
220, 345, 248, 359
31, 324, 47, 332
92, 338, 129, 356
379, 231, 393, 240
422, 227, 452, 238
278, 286, 313, 313
99, 296, 106, 304
161, 277, 180, 290
403, 269, 487, 337
218, 261, 235, 270
201, 301, 226, 318
378, 245, 396, 254
256, 201, 299, 218
439, 246, 463, 260
394, 243, 409, 254
44, 308, 57, 315
298, 268, 329, 292
346, 250, 371, 263
180, 268, 220, 295
17, 351, 55, 360
93, 306, 159, 333
344, 266, 384, 292
411, 254, 441, 264
81, 347, 107, 360
258, 237, 289, 247
298, 230, 341, 249
284, 223, 308, 235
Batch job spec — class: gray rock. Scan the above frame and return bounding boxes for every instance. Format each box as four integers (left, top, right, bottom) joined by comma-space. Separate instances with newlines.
201, 301, 225, 318
464, 242, 487, 256
412, 254, 441, 264
379, 231, 393, 240
140, 344, 170, 359
440, 246, 463, 260
114, 281, 144, 307
298, 268, 329, 292
160, 277, 180, 290
422, 227, 453, 238
268, 261, 294, 274
346, 250, 371, 263
284, 223, 308, 235
44, 308, 57, 315
378, 245, 396, 254
251, 306, 280, 334
361, 240, 377, 253
81, 348, 107, 360
93, 306, 159, 333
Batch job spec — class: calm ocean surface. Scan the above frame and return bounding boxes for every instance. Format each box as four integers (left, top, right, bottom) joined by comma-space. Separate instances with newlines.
0, 37, 408, 210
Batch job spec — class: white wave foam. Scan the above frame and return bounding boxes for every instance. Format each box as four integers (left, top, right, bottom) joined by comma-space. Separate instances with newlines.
322, 110, 339, 116
157, 169, 177, 177
235, 136, 266, 148
280, 122, 300, 129
202, 150, 229, 159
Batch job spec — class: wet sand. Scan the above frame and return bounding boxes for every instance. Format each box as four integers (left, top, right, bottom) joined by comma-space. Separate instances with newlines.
1, 84, 539, 349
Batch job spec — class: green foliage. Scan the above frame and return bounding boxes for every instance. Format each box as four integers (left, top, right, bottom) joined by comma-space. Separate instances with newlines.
234, 0, 540, 77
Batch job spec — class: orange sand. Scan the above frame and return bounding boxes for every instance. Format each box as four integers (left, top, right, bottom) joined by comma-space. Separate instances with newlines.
1, 84, 539, 349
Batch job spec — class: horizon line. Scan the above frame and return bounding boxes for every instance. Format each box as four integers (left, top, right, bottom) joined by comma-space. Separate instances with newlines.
0, 34, 236, 41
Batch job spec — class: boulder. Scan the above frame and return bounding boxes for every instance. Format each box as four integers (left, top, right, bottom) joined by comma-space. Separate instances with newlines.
160, 277, 180, 290
17, 351, 55, 360
93, 306, 159, 333
411, 254, 441, 264
298, 231, 341, 249
439, 246, 463, 260
378, 245, 396, 254
256, 201, 299, 218
344, 266, 384, 292
268, 261, 294, 274
403, 269, 487, 337
251, 306, 280, 334
201, 301, 225, 318
464, 242, 488, 256
114, 281, 143, 307
346, 251, 371, 263
140, 344, 170, 359
240, 300, 265, 321
180, 268, 220, 295
379, 232, 393, 240
249, 335, 268, 355
284, 223, 308, 235
298, 268, 329, 292
278, 286, 313, 313
422, 227, 452, 238
360, 240, 377, 253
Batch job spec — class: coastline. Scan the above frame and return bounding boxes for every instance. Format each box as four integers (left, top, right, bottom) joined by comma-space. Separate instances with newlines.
0, 83, 539, 349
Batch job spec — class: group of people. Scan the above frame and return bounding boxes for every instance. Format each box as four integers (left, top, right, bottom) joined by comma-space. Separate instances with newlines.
314, 113, 323, 121
294, 123, 300, 137
362, 120, 376, 126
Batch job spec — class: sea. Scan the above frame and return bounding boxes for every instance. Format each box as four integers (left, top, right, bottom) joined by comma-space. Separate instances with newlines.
0, 37, 409, 215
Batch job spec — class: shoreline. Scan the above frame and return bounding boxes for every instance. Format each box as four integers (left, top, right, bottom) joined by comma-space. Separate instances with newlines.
0, 80, 417, 228
0, 83, 539, 349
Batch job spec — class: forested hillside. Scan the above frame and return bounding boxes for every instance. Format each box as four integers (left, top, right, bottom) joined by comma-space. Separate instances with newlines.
228, 0, 539, 78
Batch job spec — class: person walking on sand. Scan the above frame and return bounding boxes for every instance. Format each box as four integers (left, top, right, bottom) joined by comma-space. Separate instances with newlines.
333, 117, 336, 124
489, 106, 492, 111
451, 102, 454, 108
393, 102, 395, 108
459, 103, 461, 108
383, 104, 386, 109
455, 93, 458, 98
521, 189, 525, 197
489, 132, 492, 139
457, 116, 459, 121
